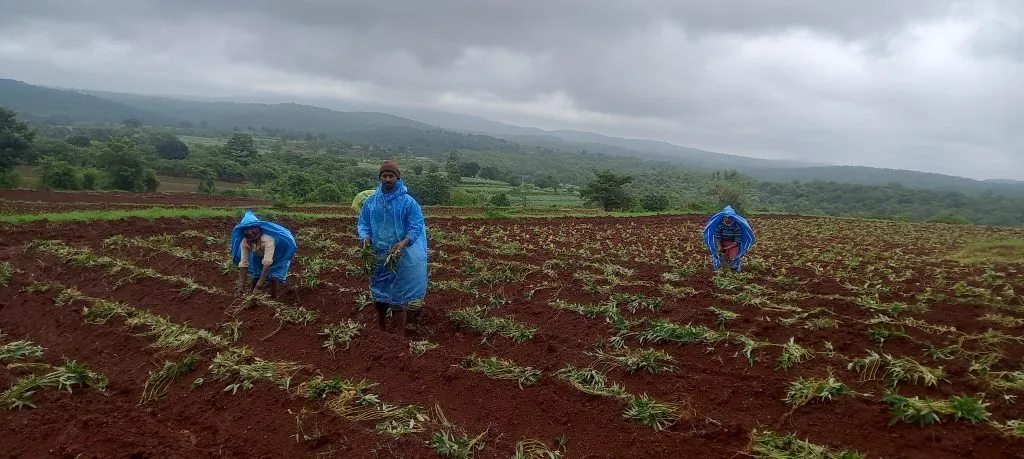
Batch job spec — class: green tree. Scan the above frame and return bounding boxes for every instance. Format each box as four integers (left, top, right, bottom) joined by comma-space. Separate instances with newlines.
66, 134, 92, 147
150, 132, 190, 160
532, 174, 559, 189
266, 171, 317, 202
479, 165, 501, 181
457, 161, 481, 178
98, 137, 156, 192
711, 181, 748, 214
489, 192, 511, 207
444, 150, 460, 175
305, 182, 356, 203
80, 168, 104, 190
405, 172, 453, 205
579, 169, 634, 211
412, 164, 424, 175
0, 107, 38, 173
222, 132, 258, 165
121, 117, 143, 128
641, 193, 671, 212
245, 164, 278, 187
38, 158, 82, 190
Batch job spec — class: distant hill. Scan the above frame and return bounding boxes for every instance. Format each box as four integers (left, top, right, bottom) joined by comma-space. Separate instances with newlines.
742, 165, 1024, 194
0, 78, 175, 125
2, 77, 1021, 195
82, 90, 434, 134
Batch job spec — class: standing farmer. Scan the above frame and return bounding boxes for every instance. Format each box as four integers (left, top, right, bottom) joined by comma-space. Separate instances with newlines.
703, 205, 755, 272
231, 210, 298, 298
357, 160, 428, 337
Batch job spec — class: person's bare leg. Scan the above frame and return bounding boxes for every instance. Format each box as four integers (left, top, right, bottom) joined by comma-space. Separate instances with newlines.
394, 310, 407, 337
376, 303, 388, 330
270, 279, 279, 297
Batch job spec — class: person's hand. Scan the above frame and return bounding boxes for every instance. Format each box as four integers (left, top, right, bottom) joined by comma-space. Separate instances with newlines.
389, 239, 408, 255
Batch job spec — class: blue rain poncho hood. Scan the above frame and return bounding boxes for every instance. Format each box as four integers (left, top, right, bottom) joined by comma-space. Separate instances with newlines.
231, 210, 298, 283
703, 205, 756, 270
356, 179, 428, 304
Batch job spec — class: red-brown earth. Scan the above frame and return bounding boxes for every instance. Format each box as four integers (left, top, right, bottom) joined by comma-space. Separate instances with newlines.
1, 196, 1023, 458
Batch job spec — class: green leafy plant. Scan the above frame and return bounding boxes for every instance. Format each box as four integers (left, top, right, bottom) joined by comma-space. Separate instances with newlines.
140, 353, 199, 404
320, 320, 364, 352
622, 394, 682, 431
784, 373, 856, 408
1, 359, 109, 410
748, 430, 865, 458
460, 353, 542, 389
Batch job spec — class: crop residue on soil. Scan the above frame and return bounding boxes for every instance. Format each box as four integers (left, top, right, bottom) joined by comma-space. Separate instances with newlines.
1, 196, 1023, 458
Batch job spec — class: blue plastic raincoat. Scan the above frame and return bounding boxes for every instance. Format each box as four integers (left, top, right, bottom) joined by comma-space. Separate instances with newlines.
230, 210, 298, 283
703, 205, 755, 271
356, 179, 428, 305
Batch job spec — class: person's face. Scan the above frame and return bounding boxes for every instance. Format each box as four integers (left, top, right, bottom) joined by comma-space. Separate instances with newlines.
243, 227, 261, 242
722, 217, 733, 225
380, 171, 398, 192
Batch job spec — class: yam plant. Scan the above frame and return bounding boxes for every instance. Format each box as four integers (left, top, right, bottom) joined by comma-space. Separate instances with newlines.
748, 430, 865, 459
449, 306, 536, 343
0, 336, 44, 361
409, 340, 440, 356
209, 346, 303, 394
777, 338, 814, 370
622, 394, 683, 432
0, 261, 12, 287
140, 353, 200, 404
883, 391, 989, 426
428, 405, 487, 458
328, 385, 429, 437
513, 438, 566, 459
1, 358, 109, 410
992, 419, 1024, 439
555, 366, 627, 398
783, 372, 856, 408
460, 353, 542, 389
587, 347, 678, 374
320, 320, 364, 353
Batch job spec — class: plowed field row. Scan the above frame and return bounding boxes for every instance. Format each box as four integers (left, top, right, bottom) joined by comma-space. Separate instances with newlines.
1, 213, 1023, 458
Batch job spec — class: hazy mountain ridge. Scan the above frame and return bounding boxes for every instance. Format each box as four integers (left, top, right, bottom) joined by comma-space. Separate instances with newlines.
2, 77, 1021, 194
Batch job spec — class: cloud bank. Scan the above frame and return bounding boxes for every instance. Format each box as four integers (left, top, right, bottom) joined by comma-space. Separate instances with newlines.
0, 0, 1021, 179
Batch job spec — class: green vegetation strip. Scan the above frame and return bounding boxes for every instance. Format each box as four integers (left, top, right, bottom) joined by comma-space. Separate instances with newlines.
0, 207, 348, 224
950, 238, 1024, 264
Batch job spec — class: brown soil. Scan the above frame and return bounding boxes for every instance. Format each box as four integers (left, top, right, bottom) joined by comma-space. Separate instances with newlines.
1, 196, 1023, 458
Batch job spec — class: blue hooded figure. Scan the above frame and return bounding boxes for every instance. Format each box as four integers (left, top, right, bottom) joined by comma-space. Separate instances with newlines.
357, 160, 428, 336
231, 210, 297, 297
703, 205, 755, 272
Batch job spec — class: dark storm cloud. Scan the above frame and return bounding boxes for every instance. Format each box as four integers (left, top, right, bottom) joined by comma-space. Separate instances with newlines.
0, 0, 1021, 179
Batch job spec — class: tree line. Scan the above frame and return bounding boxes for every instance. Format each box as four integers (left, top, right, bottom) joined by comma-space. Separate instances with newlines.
2, 106, 1023, 226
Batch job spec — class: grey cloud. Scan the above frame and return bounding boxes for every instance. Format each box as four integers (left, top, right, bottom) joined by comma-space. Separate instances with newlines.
0, 0, 1022, 179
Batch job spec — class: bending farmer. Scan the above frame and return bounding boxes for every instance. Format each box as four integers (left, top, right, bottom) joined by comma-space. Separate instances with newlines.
703, 205, 755, 272
231, 210, 297, 298
357, 160, 429, 337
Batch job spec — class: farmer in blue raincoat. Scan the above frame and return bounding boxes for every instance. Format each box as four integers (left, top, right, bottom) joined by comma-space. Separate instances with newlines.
231, 210, 297, 298
357, 160, 428, 337
703, 205, 755, 272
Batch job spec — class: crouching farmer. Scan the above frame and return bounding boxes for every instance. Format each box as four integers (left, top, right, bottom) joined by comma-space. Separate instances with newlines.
703, 205, 755, 272
231, 210, 297, 298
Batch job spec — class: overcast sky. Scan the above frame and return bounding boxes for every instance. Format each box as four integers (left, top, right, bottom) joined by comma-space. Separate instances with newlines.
0, 0, 1021, 180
